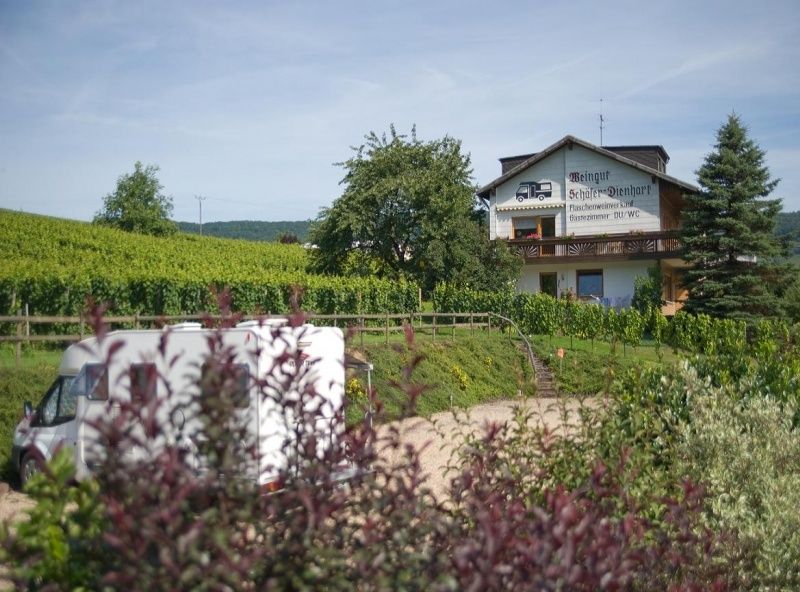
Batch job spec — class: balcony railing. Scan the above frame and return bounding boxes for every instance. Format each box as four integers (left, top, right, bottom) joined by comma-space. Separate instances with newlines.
508, 230, 681, 263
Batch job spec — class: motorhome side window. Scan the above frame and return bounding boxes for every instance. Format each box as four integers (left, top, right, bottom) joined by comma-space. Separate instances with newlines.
130, 363, 158, 404
201, 363, 250, 408
72, 363, 109, 401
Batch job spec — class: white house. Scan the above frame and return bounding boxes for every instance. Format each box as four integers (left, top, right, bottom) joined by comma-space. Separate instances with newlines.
477, 135, 698, 312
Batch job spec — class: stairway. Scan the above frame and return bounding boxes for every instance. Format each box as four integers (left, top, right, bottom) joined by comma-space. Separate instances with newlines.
531, 353, 558, 398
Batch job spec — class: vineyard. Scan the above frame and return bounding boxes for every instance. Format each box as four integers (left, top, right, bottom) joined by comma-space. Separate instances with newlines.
435, 283, 800, 361
0, 210, 418, 316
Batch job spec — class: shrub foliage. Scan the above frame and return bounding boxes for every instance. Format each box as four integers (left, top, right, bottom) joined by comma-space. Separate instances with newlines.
1, 306, 726, 590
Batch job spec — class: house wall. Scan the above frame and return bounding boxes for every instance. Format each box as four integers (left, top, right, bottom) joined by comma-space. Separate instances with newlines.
518, 260, 654, 306
564, 145, 660, 235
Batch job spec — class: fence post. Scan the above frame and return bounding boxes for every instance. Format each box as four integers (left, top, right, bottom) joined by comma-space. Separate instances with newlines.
15, 308, 22, 368
452, 314, 456, 341
432, 314, 436, 343
134, 313, 140, 330
360, 316, 364, 350
470, 313, 474, 338
25, 303, 30, 347
79, 312, 84, 339
385, 312, 389, 344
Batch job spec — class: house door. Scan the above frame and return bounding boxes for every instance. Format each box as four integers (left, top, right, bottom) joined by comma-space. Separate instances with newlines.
540, 273, 557, 298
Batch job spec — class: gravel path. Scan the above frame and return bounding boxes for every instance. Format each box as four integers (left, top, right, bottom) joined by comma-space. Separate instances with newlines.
0, 396, 598, 525
0, 483, 34, 526
379, 396, 597, 498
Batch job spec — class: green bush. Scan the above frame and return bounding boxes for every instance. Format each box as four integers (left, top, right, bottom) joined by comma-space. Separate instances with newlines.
631, 265, 663, 314
677, 384, 800, 590
0, 449, 107, 590
1, 322, 724, 590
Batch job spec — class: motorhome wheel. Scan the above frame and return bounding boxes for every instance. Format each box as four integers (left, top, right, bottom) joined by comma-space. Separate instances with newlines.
20, 453, 40, 487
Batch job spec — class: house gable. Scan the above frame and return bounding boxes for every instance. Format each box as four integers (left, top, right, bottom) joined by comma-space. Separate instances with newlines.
489, 142, 664, 239
478, 135, 697, 200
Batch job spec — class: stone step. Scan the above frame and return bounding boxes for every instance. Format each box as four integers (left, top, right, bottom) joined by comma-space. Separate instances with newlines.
530, 349, 559, 398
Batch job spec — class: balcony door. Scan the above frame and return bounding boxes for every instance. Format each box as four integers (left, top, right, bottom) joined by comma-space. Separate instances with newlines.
540, 216, 556, 255
540, 216, 556, 238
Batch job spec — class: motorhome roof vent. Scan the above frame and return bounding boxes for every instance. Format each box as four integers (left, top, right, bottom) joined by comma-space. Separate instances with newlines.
167, 322, 203, 331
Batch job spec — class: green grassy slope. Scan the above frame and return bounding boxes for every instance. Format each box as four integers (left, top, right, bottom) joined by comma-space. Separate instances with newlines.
347, 331, 534, 422
0, 331, 535, 480
0, 347, 60, 482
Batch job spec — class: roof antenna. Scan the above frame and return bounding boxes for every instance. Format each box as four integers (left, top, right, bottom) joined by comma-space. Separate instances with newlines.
599, 98, 605, 146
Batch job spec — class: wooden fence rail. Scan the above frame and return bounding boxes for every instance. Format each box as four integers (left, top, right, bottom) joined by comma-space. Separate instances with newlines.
1, 311, 496, 365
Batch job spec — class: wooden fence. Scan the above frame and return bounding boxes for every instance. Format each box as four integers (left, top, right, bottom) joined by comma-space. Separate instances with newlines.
0, 311, 495, 365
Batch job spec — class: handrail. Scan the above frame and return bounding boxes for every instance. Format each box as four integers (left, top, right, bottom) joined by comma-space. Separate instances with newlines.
487, 312, 536, 377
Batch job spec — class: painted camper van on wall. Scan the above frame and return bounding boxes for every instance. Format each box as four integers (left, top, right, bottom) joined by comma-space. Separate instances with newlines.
515, 181, 553, 202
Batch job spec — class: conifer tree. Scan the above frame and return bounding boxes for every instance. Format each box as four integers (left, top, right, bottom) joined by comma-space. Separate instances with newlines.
681, 114, 787, 321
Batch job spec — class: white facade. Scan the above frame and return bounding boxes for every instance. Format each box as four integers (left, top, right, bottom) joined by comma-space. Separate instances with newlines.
518, 260, 652, 307
489, 145, 661, 240
480, 136, 695, 306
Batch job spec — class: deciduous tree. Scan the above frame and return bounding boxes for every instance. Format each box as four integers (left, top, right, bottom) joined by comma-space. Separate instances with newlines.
94, 161, 177, 236
309, 126, 519, 294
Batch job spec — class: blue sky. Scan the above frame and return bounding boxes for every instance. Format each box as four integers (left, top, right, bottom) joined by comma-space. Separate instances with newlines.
1, 0, 798, 223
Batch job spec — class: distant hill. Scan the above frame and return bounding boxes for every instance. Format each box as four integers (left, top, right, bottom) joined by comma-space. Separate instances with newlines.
776, 211, 800, 254
177, 213, 799, 250
178, 220, 312, 242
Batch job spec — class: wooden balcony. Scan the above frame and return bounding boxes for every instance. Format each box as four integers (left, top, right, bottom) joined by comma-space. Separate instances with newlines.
508, 230, 681, 264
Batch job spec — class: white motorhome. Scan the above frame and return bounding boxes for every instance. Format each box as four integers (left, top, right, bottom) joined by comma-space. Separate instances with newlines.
12, 320, 346, 488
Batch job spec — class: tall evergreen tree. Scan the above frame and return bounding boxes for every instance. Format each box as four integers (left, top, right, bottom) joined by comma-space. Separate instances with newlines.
681, 114, 787, 321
